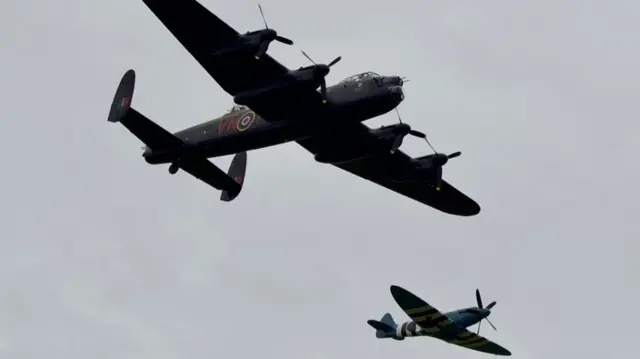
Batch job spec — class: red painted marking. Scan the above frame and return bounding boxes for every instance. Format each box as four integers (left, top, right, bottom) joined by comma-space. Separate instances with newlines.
120, 96, 131, 108
234, 176, 243, 185
216, 112, 264, 135
217, 116, 238, 135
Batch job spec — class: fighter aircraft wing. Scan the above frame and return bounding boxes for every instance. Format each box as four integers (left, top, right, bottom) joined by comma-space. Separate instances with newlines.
390, 286, 511, 356
389, 285, 456, 332
140, 0, 323, 117
444, 329, 512, 356
296, 129, 480, 216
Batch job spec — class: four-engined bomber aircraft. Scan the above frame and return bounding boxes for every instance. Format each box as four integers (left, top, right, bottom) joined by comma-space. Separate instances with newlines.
107, 0, 481, 216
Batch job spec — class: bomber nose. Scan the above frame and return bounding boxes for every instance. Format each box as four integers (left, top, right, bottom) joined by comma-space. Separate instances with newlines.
389, 85, 404, 100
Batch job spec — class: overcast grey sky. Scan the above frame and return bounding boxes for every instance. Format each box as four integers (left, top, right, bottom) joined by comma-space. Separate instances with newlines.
1, 0, 639, 358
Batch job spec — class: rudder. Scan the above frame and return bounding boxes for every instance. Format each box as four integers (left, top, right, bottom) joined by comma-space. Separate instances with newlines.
367, 313, 399, 339
108, 69, 135, 124
220, 151, 247, 202
107, 69, 183, 151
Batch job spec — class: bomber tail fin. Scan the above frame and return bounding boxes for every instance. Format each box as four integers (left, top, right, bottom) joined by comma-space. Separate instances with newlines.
108, 70, 248, 201
108, 69, 183, 151
220, 151, 247, 202
367, 313, 400, 339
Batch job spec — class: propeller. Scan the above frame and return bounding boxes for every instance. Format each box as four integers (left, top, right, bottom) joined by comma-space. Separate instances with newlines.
389, 107, 428, 153
254, 4, 294, 59
392, 107, 461, 190
475, 289, 497, 334
301, 51, 342, 103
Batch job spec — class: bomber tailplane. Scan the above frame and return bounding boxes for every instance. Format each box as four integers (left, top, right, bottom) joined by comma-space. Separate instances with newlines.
108, 69, 248, 201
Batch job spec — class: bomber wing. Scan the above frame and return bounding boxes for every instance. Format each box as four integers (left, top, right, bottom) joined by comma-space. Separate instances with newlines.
296, 127, 480, 216
140, 0, 323, 118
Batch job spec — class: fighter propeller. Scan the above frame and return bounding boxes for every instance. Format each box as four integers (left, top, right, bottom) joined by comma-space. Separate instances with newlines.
475, 288, 497, 334
253, 4, 294, 59
301, 51, 342, 103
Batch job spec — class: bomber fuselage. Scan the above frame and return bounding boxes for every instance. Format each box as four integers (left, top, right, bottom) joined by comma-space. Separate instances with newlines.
143, 73, 404, 164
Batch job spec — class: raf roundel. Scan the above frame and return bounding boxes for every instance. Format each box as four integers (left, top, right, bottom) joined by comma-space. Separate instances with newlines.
236, 111, 256, 132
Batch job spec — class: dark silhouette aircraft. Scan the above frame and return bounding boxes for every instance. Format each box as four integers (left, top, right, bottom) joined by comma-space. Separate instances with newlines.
367, 285, 511, 356
107, 0, 481, 216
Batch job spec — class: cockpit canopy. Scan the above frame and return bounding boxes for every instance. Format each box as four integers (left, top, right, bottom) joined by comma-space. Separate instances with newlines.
225, 104, 248, 114
339, 71, 381, 84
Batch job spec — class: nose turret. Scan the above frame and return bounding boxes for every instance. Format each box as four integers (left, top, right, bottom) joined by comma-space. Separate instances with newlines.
389, 85, 404, 101
381, 76, 404, 86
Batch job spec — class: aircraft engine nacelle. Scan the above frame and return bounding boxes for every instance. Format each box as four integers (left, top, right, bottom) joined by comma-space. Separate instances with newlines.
212, 29, 294, 60
286, 65, 329, 83
239, 29, 293, 59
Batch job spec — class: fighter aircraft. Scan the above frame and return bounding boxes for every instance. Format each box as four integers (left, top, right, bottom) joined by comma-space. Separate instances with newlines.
107, 0, 481, 216
367, 285, 511, 356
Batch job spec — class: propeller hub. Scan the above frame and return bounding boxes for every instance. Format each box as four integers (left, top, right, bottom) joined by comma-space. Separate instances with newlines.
314, 64, 330, 78
432, 153, 449, 166
393, 123, 411, 135
263, 28, 277, 39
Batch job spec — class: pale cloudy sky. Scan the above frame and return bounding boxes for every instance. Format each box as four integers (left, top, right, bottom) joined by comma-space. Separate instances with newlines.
1, 0, 639, 358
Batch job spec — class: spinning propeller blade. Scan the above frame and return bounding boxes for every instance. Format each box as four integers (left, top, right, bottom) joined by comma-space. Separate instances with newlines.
390, 136, 403, 154
301, 51, 342, 103
390, 108, 462, 190
328, 56, 342, 67
485, 317, 497, 331
254, 4, 293, 59
475, 289, 498, 334
476, 289, 483, 308
408, 129, 426, 138
389, 108, 428, 153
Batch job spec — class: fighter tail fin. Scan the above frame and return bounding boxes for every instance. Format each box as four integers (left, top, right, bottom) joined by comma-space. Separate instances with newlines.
367, 313, 398, 339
